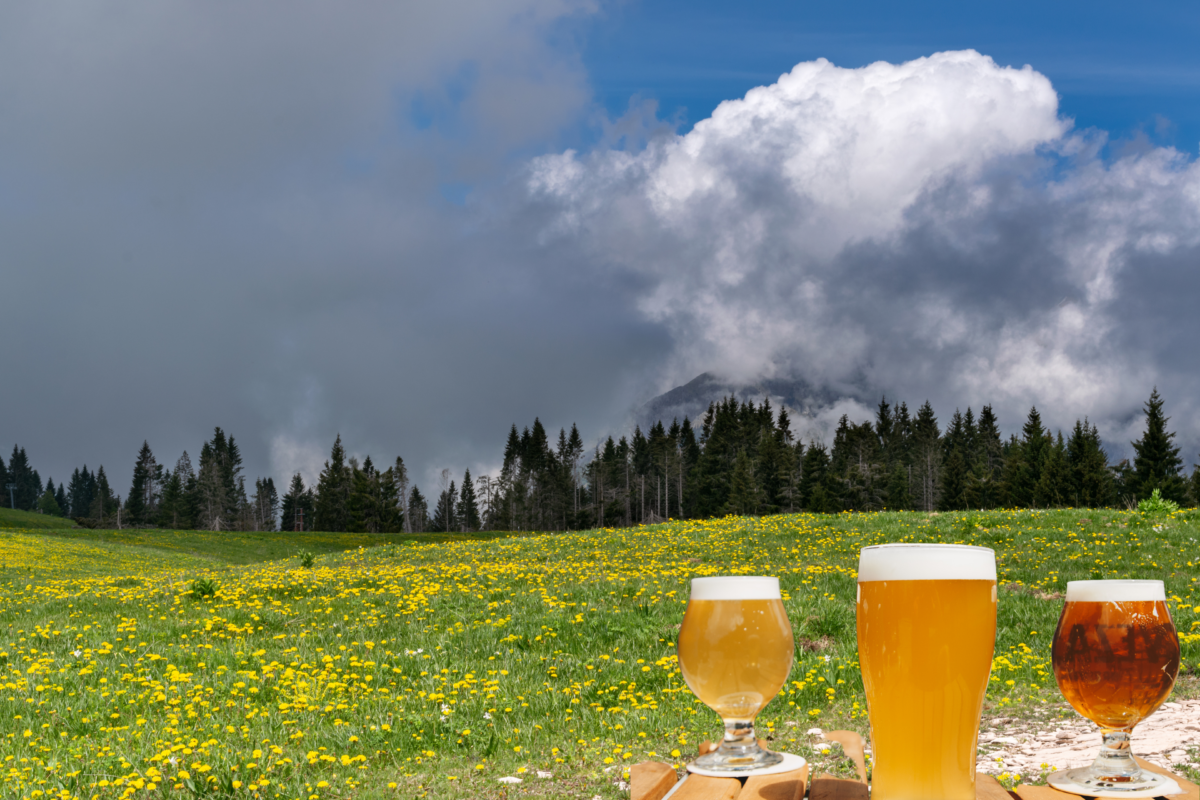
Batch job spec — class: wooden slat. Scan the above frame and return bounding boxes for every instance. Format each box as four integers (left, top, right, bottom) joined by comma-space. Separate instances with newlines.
1014, 784, 1070, 800
810, 775, 869, 800
977, 772, 1019, 800
631, 761, 677, 800
740, 764, 809, 800
667, 774, 742, 800
823, 731, 868, 784
1134, 757, 1200, 800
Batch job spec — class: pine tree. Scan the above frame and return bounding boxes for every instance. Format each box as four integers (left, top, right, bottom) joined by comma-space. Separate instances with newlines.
89, 466, 118, 525
0, 453, 7, 507
725, 449, 761, 516
175, 452, 198, 529
54, 481, 68, 516
938, 410, 968, 511
67, 467, 95, 519
407, 485, 429, 532
196, 442, 229, 530
799, 441, 830, 512
973, 406, 1004, 508
1131, 388, 1187, 504
157, 468, 184, 529
38, 486, 62, 516
126, 441, 159, 527
1004, 407, 1048, 507
280, 473, 315, 531
314, 434, 352, 532
1066, 419, 1114, 508
252, 477, 279, 531
910, 402, 941, 511
432, 479, 457, 532
7, 446, 41, 511
459, 470, 481, 531
1034, 432, 1071, 508
886, 462, 911, 509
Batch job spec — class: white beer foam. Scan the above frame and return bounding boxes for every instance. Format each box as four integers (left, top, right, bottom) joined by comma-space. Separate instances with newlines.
690, 576, 781, 600
1066, 580, 1165, 602
857, 543, 995, 582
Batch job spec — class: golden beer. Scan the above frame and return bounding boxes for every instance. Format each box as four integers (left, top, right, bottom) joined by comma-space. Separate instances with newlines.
1052, 597, 1179, 730
679, 576, 794, 772
678, 598, 794, 720
857, 544, 996, 800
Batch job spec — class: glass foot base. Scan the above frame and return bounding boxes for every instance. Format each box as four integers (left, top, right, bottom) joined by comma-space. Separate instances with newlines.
1048, 765, 1174, 796
689, 751, 808, 778
692, 747, 783, 774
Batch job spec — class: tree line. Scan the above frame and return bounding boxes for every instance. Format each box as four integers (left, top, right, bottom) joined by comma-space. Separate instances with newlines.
5, 388, 1199, 531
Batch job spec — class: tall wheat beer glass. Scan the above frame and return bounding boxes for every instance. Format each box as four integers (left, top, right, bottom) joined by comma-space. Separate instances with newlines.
1049, 580, 1179, 794
678, 576, 794, 773
857, 544, 997, 800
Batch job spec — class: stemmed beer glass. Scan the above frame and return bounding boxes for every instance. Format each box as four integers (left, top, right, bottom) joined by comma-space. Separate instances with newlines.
677, 576, 794, 773
1050, 580, 1180, 794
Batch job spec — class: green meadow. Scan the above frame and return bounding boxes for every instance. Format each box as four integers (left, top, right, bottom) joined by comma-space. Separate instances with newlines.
0, 508, 1196, 799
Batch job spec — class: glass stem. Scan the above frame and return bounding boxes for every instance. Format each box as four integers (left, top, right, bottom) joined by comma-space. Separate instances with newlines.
718, 719, 760, 758
1092, 729, 1139, 780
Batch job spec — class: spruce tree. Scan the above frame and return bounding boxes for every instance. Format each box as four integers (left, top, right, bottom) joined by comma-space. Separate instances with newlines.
886, 463, 911, 509
459, 470, 481, 531
798, 441, 830, 512
0, 453, 7, 506
432, 480, 457, 532
54, 481, 68, 516
1130, 388, 1187, 504
126, 441, 158, 526
407, 485, 429, 532
910, 402, 941, 511
725, 449, 761, 516
1005, 407, 1048, 507
938, 410, 968, 511
158, 468, 184, 529
38, 486, 62, 516
314, 434, 352, 532
1034, 432, 1071, 508
280, 473, 315, 531
90, 466, 118, 525
973, 406, 1004, 508
252, 477, 279, 531
1066, 419, 1114, 508
8, 446, 41, 510
196, 442, 229, 530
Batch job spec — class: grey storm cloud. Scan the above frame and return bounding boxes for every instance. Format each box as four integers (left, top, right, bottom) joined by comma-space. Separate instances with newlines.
3, 17, 1199, 495
1, 0, 671, 491
523, 51, 1200, 460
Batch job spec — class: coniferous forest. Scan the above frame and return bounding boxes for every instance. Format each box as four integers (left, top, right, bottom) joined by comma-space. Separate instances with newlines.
4, 388, 1199, 532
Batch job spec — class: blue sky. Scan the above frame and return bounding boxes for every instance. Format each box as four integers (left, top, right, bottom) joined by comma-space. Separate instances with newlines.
580, 0, 1200, 155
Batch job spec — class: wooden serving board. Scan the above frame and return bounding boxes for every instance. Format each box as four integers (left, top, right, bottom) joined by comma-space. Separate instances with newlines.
631, 746, 1199, 800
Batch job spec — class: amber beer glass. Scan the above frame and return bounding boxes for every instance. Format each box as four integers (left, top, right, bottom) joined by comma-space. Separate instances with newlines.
677, 576, 794, 772
1049, 580, 1179, 794
857, 544, 997, 800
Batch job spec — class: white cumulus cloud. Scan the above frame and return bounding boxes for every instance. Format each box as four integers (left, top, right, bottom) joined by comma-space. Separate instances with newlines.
523, 50, 1200, 455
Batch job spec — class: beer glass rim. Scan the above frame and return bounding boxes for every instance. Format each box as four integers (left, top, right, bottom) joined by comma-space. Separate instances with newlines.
1065, 579, 1165, 602
689, 576, 780, 600
857, 543, 995, 582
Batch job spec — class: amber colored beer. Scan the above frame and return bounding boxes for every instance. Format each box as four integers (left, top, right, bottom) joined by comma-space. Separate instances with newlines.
678, 581, 793, 722
1052, 582, 1179, 732
857, 544, 997, 800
